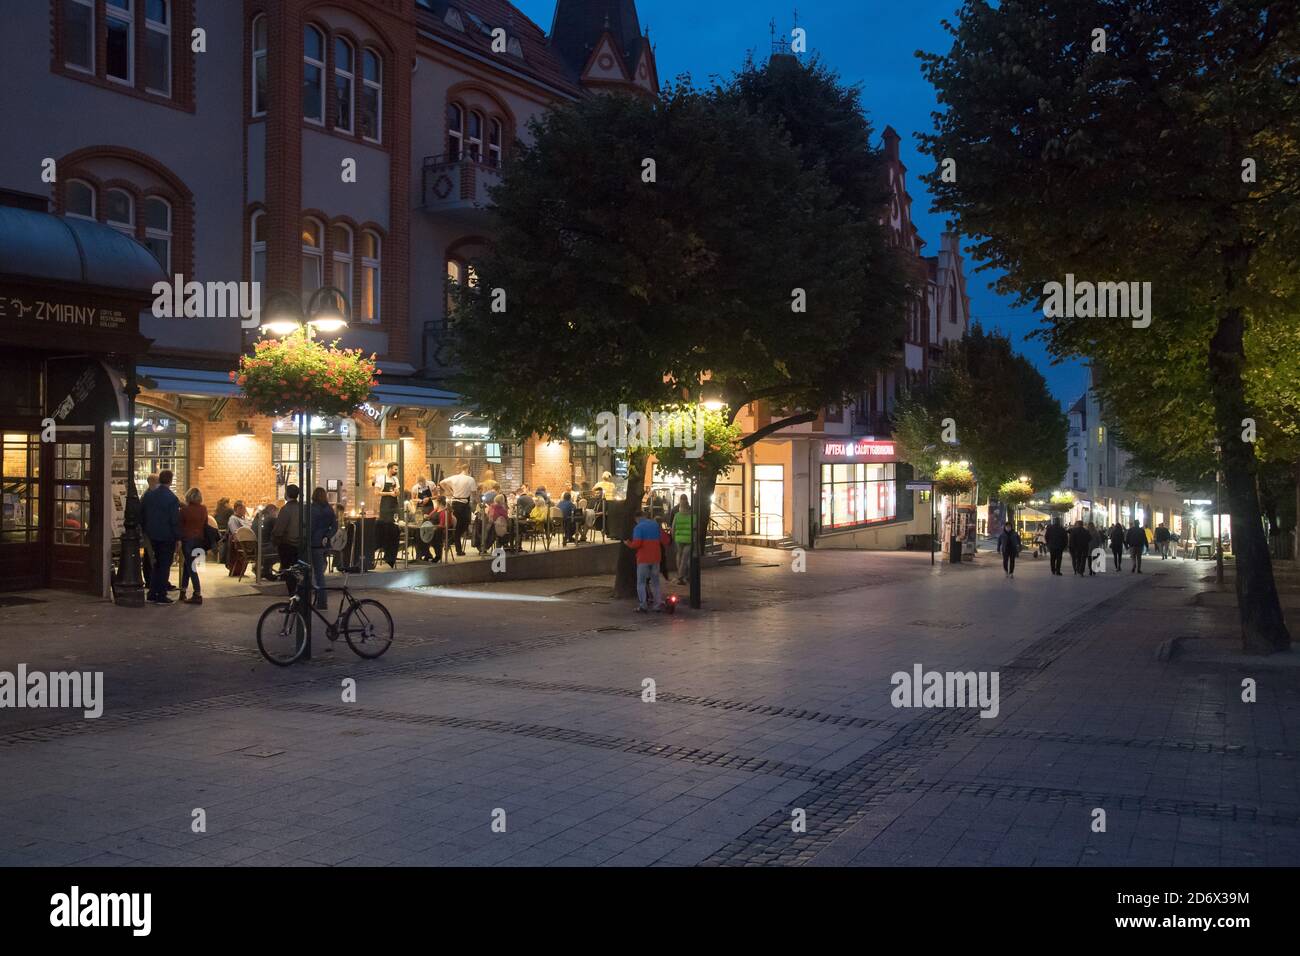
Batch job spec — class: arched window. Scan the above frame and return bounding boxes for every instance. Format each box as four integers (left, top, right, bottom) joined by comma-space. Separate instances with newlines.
106, 0, 134, 84
303, 25, 325, 124
360, 230, 380, 323
251, 14, 268, 116
144, 0, 171, 95
66, 179, 96, 220
488, 118, 502, 167
447, 103, 463, 160
250, 210, 267, 309
331, 223, 353, 307
333, 37, 354, 132
105, 188, 134, 235
144, 197, 171, 271
301, 218, 323, 295
361, 49, 382, 142
444, 257, 462, 322
467, 110, 483, 162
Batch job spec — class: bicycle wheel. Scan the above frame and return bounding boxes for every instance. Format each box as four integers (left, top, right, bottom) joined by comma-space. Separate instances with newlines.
257, 601, 307, 666
341, 599, 393, 659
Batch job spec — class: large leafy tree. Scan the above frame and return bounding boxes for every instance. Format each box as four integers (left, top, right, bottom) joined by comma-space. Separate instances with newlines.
918, 0, 1299, 652
893, 325, 1068, 494
449, 71, 910, 595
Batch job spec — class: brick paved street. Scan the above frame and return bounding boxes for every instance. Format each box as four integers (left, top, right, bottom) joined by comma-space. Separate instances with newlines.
1, 548, 1297, 867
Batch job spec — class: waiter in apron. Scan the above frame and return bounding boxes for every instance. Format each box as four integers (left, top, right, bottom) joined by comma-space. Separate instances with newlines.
374, 461, 401, 568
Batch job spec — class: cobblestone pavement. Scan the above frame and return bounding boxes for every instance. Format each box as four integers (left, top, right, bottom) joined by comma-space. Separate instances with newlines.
1, 548, 1296, 867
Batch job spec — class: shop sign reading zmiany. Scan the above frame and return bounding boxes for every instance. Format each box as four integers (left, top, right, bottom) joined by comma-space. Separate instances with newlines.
0, 292, 127, 331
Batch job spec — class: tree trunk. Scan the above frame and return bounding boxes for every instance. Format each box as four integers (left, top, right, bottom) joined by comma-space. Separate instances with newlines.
611, 448, 648, 599
1208, 298, 1291, 653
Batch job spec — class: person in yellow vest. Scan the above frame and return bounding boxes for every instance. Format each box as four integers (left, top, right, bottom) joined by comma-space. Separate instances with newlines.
594, 470, 616, 498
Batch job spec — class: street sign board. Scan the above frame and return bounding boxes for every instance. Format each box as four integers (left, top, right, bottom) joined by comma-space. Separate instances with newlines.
905, 481, 933, 491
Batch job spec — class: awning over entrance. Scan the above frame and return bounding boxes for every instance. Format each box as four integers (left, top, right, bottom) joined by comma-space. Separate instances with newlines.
0, 205, 164, 354
138, 363, 465, 409
137, 365, 238, 397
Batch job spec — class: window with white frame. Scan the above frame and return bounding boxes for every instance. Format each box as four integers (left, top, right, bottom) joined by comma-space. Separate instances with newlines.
144, 0, 170, 95
105, 0, 134, 84
301, 219, 324, 295
144, 197, 171, 270
467, 110, 483, 161
447, 103, 463, 160
303, 25, 325, 124
360, 231, 380, 323
333, 37, 354, 132
65, 179, 96, 220
63, 0, 95, 72
251, 211, 267, 307
331, 223, 353, 308
360, 49, 382, 142
251, 14, 268, 116
488, 118, 502, 167
105, 188, 134, 236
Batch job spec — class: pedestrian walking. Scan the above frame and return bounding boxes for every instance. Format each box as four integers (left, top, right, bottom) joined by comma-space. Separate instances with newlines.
1126, 520, 1148, 573
1044, 518, 1067, 575
1067, 520, 1091, 575
1108, 522, 1125, 571
1155, 522, 1171, 559
139, 469, 181, 605
178, 487, 208, 605
624, 510, 666, 612
997, 522, 1022, 576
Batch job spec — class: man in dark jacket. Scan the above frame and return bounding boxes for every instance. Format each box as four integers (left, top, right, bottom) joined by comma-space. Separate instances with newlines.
1067, 520, 1091, 576
997, 523, 1023, 577
139, 469, 181, 604
1125, 520, 1148, 573
1108, 522, 1126, 571
1044, 519, 1068, 575
1154, 522, 1171, 559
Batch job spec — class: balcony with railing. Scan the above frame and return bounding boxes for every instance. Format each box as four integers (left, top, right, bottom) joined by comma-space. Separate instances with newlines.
421, 153, 502, 224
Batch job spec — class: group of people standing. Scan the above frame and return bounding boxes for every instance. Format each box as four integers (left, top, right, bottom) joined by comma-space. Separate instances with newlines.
1016, 517, 1156, 577
623, 496, 696, 612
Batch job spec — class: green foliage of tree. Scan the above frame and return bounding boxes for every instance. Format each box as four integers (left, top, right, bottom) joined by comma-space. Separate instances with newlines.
917, 0, 1300, 651
998, 479, 1034, 507
643, 407, 743, 480
893, 325, 1067, 492
447, 65, 913, 594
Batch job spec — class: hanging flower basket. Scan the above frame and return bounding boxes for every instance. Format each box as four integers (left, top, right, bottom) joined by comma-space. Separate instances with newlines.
933, 463, 975, 497
230, 331, 380, 417
998, 479, 1034, 508
1047, 491, 1076, 513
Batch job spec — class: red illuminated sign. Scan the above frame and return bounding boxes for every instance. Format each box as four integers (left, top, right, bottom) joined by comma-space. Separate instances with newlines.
822, 438, 896, 461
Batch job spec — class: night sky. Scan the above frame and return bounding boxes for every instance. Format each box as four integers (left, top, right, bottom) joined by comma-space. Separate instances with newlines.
512, 0, 1091, 408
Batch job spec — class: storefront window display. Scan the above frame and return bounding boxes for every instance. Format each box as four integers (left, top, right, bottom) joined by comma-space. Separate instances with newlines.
2, 431, 40, 544
426, 417, 522, 490
820, 462, 896, 530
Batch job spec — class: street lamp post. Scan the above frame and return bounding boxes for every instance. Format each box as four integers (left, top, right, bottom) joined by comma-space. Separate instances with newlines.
1214, 442, 1224, 588
689, 388, 726, 610
112, 361, 145, 607
259, 287, 350, 659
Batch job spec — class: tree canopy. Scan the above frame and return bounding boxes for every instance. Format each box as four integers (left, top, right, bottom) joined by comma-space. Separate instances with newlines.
893, 325, 1068, 494
916, 0, 1299, 651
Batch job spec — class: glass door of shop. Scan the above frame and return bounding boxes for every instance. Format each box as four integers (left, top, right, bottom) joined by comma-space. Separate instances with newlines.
753, 464, 785, 538
50, 432, 95, 591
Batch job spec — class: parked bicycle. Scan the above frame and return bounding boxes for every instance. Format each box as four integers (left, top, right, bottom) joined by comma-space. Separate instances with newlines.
256, 560, 393, 666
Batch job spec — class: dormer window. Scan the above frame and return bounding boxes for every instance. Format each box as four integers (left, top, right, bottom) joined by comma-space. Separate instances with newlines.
507, 37, 523, 59
444, 7, 465, 31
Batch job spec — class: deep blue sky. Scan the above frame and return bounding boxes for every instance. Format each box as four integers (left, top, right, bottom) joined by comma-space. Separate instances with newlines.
513, 0, 1089, 407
